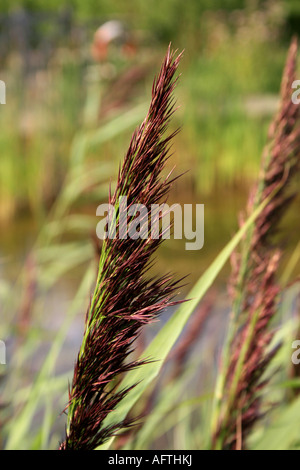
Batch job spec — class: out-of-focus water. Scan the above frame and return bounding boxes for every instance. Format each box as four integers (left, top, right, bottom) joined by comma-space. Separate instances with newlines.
1, 187, 300, 324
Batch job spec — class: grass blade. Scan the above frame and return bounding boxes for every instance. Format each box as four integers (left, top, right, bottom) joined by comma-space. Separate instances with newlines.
96, 196, 270, 450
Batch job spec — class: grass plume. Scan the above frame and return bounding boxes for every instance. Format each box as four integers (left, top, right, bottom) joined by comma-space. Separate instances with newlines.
59, 46, 183, 450
211, 37, 300, 449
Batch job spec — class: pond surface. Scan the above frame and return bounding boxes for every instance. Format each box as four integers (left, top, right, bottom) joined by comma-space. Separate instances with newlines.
2, 185, 299, 325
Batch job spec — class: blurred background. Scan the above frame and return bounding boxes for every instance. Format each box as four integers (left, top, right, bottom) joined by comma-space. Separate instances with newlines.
1, 0, 300, 449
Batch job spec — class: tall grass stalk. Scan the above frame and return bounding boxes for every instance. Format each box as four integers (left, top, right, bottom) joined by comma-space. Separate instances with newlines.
60, 46, 183, 450
211, 37, 300, 450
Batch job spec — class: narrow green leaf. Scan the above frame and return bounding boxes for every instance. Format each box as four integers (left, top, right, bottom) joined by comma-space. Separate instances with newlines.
251, 397, 300, 450
97, 197, 269, 450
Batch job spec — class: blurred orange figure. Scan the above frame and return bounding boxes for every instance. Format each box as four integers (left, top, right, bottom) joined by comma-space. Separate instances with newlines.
91, 20, 137, 62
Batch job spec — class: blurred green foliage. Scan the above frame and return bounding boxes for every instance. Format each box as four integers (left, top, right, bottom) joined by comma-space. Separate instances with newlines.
1, 0, 300, 450
1, 0, 299, 218
0, 0, 299, 41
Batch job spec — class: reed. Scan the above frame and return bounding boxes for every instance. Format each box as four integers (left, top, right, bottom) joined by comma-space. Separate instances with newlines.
59, 46, 183, 450
211, 37, 300, 450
